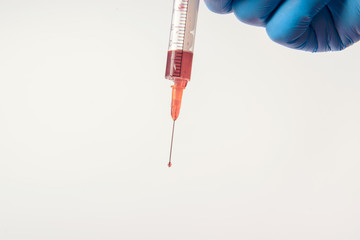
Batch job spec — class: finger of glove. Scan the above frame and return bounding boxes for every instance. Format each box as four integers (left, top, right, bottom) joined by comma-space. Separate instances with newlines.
327, 0, 360, 48
204, 0, 233, 14
232, 0, 284, 27
310, 7, 345, 51
266, 0, 331, 51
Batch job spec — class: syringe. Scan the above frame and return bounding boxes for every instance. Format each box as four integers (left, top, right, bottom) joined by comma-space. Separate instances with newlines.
165, 0, 200, 167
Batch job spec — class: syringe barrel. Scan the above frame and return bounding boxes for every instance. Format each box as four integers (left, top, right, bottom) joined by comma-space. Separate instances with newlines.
165, 0, 200, 82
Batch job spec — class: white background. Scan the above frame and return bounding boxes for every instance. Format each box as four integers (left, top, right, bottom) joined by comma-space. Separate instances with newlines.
1, 1, 360, 239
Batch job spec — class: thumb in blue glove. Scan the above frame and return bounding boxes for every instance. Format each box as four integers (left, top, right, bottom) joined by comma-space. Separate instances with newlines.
204, 0, 360, 52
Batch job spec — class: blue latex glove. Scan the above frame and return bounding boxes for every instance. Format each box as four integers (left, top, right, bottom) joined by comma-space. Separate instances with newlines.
204, 0, 360, 52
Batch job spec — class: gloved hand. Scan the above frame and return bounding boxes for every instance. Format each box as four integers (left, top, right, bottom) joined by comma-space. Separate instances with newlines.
204, 0, 360, 52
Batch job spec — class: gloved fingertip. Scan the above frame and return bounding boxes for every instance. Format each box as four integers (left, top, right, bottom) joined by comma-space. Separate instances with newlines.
266, 23, 288, 46
204, 0, 233, 14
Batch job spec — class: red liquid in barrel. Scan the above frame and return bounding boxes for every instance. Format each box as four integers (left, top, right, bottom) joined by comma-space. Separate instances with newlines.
165, 50, 194, 81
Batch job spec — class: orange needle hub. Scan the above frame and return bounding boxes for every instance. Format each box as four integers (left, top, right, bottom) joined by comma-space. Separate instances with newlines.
171, 80, 187, 121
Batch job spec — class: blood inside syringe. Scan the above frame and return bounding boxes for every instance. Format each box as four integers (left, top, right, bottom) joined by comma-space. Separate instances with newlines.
165, 50, 193, 81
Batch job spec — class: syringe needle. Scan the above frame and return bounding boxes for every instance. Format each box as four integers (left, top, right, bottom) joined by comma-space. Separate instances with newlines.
168, 120, 176, 168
